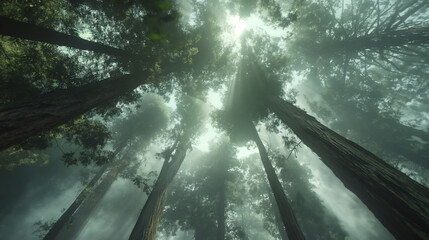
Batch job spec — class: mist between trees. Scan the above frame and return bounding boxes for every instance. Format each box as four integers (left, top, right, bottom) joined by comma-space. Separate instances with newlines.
0, 0, 428, 239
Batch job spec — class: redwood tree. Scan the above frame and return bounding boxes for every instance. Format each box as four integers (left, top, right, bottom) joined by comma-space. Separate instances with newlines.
129, 140, 189, 240
249, 121, 306, 240
223, 57, 306, 240
247, 57, 429, 240
0, 73, 146, 151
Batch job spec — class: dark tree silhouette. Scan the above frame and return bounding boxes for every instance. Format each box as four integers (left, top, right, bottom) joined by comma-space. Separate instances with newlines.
249, 121, 306, 240
129, 140, 189, 240
0, 74, 145, 151
0, 16, 131, 58
240, 49, 429, 238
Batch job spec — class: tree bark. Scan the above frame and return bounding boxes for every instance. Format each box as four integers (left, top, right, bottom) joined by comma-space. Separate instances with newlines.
249, 122, 306, 240
331, 101, 429, 169
268, 96, 429, 240
0, 73, 145, 151
0, 16, 131, 58
266, 184, 289, 240
129, 141, 188, 240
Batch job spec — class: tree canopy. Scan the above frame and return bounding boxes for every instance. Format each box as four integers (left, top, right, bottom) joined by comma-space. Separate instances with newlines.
1, 0, 428, 239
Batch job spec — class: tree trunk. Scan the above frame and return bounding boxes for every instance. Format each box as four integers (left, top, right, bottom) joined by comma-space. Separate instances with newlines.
216, 158, 227, 240
43, 145, 126, 240
43, 164, 108, 240
129, 141, 188, 240
266, 183, 289, 240
249, 122, 306, 240
333, 101, 429, 169
55, 158, 130, 240
268, 96, 429, 240
0, 16, 131, 58
334, 25, 429, 52
0, 74, 145, 151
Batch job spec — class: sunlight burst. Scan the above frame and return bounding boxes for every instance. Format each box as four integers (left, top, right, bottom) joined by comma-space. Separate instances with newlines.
229, 16, 247, 36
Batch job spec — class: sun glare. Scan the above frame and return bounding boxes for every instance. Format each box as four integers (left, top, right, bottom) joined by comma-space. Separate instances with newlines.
229, 16, 247, 36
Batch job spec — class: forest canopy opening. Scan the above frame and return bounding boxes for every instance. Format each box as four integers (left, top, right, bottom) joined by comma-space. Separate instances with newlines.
228, 15, 247, 36
1, 0, 429, 240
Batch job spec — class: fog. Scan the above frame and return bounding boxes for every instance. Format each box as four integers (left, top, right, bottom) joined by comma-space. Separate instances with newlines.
1, 0, 428, 239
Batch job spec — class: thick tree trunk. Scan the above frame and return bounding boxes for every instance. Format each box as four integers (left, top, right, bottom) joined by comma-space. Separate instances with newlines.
43, 145, 126, 240
249, 122, 306, 240
0, 74, 145, 151
129, 141, 188, 240
0, 16, 131, 58
333, 25, 429, 52
268, 96, 429, 240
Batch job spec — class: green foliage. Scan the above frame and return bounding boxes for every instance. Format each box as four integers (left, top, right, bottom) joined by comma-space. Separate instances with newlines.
272, 150, 348, 239
33, 219, 55, 239
0, 147, 49, 171
1, 0, 428, 238
0, 0, 73, 27
149, 32, 167, 43
160, 141, 243, 239
131, 171, 158, 195
58, 117, 112, 166
0, 37, 81, 103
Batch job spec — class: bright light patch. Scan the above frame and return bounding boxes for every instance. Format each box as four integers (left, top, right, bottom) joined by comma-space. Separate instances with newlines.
194, 123, 221, 152
236, 145, 258, 159
207, 89, 224, 109
228, 16, 247, 36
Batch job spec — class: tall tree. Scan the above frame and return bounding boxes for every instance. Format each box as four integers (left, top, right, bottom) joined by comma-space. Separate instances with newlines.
45, 95, 169, 240
42, 161, 111, 240
288, 0, 429, 104
53, 155, 129, 240
215, 145, 229, 240
306, 88, 429, 170
287, 1, 429, 169
0, 73, 144, 151
272, 148, 347, 239
129, 95, 206, 240
159, 140, 237, 240
0, 1, 222, 151
245, 55, 429, 239
129, 139, 189, 240
221, 54, 305, 239
248, 121, 306, 240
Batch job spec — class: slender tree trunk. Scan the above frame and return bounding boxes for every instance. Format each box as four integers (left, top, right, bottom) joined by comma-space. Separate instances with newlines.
249, 122, 306, 240
43, 145, 126, 240
0, 73, 145, 151
43, 165, 108, 240
268, 96, 429, 240
0, 16, 131, 58
195, 228, 212, 240
216, 158, 227, 240
56, 158, 130, 240
333, 25, 429, 52
129, 141, 188, 240
266, 183, 289, 240
216, 188, 226, 240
